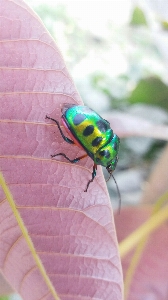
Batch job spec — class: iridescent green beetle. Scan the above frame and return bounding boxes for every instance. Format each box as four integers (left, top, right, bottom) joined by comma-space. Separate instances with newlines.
46, 104, 120, 192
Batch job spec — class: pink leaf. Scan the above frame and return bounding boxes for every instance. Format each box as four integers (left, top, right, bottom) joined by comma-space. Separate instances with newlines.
0, 1, 123, 299
115, 207, 168, 300
141, 144, 168, 204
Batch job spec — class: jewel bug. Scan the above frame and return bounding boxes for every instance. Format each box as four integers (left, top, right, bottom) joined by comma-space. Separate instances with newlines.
46, 104, 120, 193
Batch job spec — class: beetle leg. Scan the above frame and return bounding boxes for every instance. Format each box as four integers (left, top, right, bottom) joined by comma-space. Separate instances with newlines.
84, 163, 97, 192
46, 115, 74, 144
51, 153, 87, 163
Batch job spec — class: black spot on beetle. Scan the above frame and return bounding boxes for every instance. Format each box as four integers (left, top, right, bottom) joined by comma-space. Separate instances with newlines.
100, 150, 111, 159
73, 114, 86, 125
83, 125, 94, 136
96, 120, 109, 132
92, 136, 103, 147
113, 142, 118, 151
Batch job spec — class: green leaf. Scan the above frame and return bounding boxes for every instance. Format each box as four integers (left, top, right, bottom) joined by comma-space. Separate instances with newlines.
161, 20, 168, 31
130, 7, 147, 26
128, 77, 168, 111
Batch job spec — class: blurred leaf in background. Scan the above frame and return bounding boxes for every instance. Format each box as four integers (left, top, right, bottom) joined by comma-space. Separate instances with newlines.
0, 295, 22, 300
130, 6, 148, 26
128, 77, 168, 111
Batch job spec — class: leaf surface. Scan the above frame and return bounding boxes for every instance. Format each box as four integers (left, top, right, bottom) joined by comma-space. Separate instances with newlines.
0, 1, 123, 299
141, 144, 168, 203
115, 207, 168, 300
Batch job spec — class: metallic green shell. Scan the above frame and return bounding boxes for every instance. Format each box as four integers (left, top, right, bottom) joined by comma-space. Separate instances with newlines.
95, 134, 119, 168
62, 105, 120, 168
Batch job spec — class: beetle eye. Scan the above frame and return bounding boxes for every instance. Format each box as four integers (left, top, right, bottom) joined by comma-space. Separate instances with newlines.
106, 164, 113, 173
106, 157, 118, 173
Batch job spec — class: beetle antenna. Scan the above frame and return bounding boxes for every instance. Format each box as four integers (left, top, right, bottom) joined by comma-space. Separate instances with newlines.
106, 173, 111, 182
111, 174, 121, 214
106, 172, 121, 213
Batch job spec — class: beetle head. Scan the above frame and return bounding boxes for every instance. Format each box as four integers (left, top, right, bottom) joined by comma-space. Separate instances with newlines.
106, 156, 118, 181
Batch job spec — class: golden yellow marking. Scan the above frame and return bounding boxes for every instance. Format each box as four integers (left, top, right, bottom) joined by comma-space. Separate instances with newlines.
74, 120, 107, 154
0, 172, 60, 300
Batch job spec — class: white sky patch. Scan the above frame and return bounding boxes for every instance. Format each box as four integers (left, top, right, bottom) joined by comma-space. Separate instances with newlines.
73, 45, 128, 78
26, 0, 132, 36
